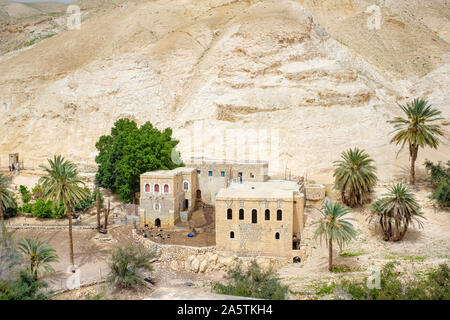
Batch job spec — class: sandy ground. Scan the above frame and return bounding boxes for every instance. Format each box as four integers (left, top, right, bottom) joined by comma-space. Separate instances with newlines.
278, 183, 450, 299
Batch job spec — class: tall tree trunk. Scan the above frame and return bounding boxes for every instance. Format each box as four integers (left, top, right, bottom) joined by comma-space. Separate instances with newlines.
328, 239, 333, 272
96, 190, 101, 230
104, 200, 110, 231
66, 202, 75, 266
410, 144, 418, 185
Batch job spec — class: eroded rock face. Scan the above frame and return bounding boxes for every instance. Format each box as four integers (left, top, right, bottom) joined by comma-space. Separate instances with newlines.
0, 0, 449, 182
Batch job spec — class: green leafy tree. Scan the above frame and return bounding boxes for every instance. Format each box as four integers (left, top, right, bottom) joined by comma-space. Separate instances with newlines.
333, 148, 378, 207
39, 155, 89, 266
213, 260, 289, 300
95, 118, 182, 203
388, 99, 443, 185
313, 201, 357, 271
369, 183, 424, 241
107, 245, 156, 289
17, 237, 59, 280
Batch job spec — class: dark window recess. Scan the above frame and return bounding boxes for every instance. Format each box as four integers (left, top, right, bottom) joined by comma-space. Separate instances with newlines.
275, 232, 280, 240
277, 209, 282, 221
239, 209, 244, 220
227, 209, 233, 220
265, 209, 270, 220
252, 209, 257, 224
230, 231, 235, 239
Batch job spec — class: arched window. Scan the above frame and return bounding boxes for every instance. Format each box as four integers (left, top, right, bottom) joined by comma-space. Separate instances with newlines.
230, 231, 235, 239
183, 181, 189, 191
252, 209, 257, 224
275, 232, 280, 240
154, 202, 161, 211
227, 209, 232, 220
144, 183, 151, 193
154, 184, 160, 193
163, 184, 169, 193
265, 209, 270, 220
277, 209, 282, 221
239, 209, 244, 220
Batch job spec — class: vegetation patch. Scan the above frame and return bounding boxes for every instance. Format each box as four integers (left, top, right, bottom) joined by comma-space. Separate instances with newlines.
213, 260, 289, 300
339, 251, 366, 257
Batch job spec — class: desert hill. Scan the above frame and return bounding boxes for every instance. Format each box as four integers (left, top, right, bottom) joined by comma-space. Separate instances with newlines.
0, 0, 448, 183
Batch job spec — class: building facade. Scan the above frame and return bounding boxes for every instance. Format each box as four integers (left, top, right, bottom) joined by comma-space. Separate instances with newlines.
184, 157, 269, 204
215, 180, 305, 259
139, 167, 198, 229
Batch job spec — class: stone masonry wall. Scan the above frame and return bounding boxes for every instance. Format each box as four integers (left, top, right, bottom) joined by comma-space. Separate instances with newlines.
132, 230, 292, 273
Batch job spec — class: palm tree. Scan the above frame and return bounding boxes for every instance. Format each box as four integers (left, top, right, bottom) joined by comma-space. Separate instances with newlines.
18, 237, 59, 279
0, 173, 16, 239
313, 201, 357, 271
333, 148, 378, 207
388, 98, 443, 185
369, 183, 424, 241
39, 156, 89, 266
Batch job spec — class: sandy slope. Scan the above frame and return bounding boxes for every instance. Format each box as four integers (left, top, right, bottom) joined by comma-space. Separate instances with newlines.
0, 0, 448, 183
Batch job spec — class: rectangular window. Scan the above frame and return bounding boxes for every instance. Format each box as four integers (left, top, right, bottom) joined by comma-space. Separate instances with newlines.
208, 171, 213, 176
197, 170, 201, 175
221, 171, 225, 177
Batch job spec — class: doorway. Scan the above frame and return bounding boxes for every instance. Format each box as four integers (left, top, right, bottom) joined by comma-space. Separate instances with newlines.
155, 218, 161, 228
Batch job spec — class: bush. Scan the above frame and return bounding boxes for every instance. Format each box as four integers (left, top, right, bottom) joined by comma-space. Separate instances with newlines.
31, 185, 44, 200
19, 203, 33, 214
425, 161, 450, 209
19, 185, 31, 204
31, 200, 53, 219
107, 245, 156, 289
336, 262, 450, 300
0, 269, 51, 300
73, 188, 103, 213
213, 260, 289, 300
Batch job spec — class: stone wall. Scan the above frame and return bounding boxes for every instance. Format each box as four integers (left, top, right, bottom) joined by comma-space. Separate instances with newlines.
132, 230, 294, 273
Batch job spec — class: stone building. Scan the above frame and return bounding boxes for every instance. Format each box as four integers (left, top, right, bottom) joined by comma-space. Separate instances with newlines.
215, 180, 306, 259
139, 167, 198, 229
184, 157, 269, 204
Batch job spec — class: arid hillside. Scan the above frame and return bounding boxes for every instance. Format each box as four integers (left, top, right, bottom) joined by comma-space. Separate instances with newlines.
0, 0, 448, 182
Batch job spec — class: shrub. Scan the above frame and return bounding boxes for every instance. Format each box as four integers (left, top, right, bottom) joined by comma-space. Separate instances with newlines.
213, 260, 289, 300
19, 185, 31, 204
19, 203, 33, 214
336, 262, 450, 300
31, 185, 44, 200
31, 200, 53, 219
425, 161, 450, 209
107, 245, 156, 289
73, 188, 103, 212
0, 269, 51, 300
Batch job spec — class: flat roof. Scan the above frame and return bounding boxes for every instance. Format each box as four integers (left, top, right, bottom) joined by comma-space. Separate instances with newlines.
141, 167, 196, 177
185, 156, 268, 166
216, 180, 301, 200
